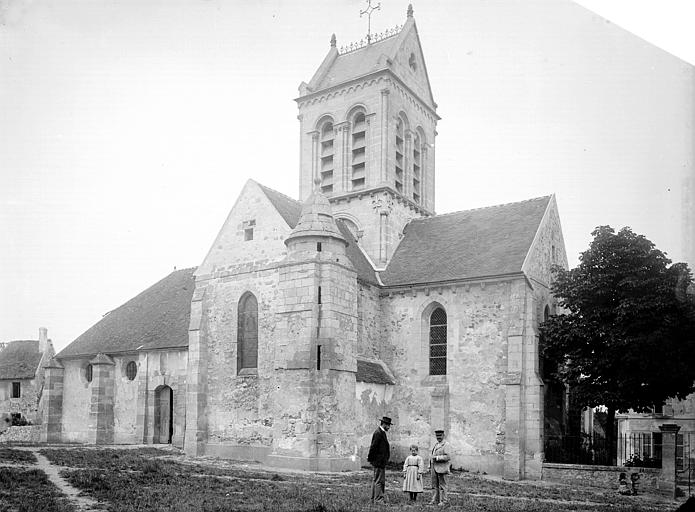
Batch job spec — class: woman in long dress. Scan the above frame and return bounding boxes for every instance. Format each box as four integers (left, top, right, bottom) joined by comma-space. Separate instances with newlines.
402, 444, 425, 502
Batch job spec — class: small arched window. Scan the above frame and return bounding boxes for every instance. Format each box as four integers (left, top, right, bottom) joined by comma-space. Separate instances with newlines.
85, 364, 93, 383
395, 118, 405, 193
237, 293, 259, 372
319, 120, 335, 194
429, 308, 447, 375
126, 361, 137, 381
351, 111, 367, 190
412, 132, 422, 203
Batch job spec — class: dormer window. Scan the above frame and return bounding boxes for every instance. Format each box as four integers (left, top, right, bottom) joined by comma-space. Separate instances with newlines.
243, 220, 256, 241
409, 52, 417, 71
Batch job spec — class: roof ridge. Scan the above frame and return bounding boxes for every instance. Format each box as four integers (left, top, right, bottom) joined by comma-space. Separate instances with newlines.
171, 266, 197, 274
413, 195, 552, 222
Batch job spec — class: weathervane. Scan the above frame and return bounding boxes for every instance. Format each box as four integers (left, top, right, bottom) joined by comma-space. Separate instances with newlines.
360, 0, 381, 44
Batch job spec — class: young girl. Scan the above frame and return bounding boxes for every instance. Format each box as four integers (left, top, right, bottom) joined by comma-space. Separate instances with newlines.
402, 444, 425, 502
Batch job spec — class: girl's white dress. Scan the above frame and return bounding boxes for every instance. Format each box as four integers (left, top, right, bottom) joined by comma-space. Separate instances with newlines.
402, 454, 425, 493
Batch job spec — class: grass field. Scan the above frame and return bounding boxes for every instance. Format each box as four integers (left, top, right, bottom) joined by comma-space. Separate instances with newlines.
0, 467, 74, 512
0, 448, 36, 464
0, 447, 679, 512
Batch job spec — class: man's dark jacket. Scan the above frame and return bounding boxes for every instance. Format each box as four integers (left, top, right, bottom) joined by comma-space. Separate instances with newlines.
367, 427, 390, 468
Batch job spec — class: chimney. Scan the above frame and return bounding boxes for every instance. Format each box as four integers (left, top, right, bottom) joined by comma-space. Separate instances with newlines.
39, 327, 48, 353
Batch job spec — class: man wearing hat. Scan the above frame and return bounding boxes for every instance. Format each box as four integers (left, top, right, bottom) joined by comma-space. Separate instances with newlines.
367, 416, 392, 503
428, 429, 452, 506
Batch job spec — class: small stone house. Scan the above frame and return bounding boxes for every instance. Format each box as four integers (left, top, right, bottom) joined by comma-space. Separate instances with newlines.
0, 327, 55, 424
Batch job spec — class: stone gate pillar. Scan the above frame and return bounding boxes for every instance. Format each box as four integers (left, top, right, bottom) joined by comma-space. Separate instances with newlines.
658, 423, 681, 498
41, 357, 64, 443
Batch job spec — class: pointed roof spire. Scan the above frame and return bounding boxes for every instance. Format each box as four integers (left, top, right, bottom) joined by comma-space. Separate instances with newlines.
285, 180, 345, 246
407, 4, 413, 18
330, 33, 337, 48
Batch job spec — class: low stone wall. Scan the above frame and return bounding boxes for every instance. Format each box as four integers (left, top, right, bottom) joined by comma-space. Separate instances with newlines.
542, 463, 663, 495
0, 425, 41, 443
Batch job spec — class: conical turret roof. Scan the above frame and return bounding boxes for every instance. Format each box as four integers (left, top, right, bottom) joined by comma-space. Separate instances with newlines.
285, 181, 346, 245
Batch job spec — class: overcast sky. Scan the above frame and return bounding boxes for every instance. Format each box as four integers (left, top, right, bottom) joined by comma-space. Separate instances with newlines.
1, 0, 693, 352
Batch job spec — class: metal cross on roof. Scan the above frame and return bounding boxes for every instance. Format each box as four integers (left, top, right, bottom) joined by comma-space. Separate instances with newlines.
360, 0, 381, 44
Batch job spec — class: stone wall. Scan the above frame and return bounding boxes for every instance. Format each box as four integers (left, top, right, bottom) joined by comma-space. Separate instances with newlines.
58, 352, 187, 445
356, 283, 382, 359
61, 359, 92, 442
372, 276, 541, 477
542, 463, 664, 495
112, 355, 139, 443
0, 425, 41, 443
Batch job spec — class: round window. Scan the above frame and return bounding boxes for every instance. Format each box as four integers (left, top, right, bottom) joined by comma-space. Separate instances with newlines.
126, 361, 137, 381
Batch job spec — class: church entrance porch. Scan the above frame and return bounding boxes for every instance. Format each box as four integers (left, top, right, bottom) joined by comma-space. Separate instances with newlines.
154, 385, 173, 444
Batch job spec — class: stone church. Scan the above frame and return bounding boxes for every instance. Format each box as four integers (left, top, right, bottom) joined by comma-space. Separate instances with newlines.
42, 6, 567, 480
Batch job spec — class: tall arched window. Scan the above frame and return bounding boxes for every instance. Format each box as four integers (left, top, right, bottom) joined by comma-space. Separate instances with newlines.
351, 111, 367, 190
429, 307, 447, 375
237, 293, 258, 372
395, 118, 404, 193
319, 120, 334, 194
412, 131, 422, 204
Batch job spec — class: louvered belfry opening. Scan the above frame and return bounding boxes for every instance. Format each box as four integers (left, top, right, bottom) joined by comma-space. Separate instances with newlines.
429, 307, 447, 375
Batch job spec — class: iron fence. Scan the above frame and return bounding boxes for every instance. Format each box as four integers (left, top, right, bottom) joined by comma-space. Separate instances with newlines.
545, 433, 662, 467
677, 432, 695, 496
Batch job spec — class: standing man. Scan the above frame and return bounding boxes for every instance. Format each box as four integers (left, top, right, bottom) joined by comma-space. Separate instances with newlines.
429, 429, 452, 506
367, 416, 392, 503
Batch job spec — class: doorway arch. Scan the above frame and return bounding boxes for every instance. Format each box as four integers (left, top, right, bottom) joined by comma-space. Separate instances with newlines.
154, 385, 174, 444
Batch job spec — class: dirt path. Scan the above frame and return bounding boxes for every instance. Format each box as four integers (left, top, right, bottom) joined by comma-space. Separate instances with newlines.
16, 448, 104, 512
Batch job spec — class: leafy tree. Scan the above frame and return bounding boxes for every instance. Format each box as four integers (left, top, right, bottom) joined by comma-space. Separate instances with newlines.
540, 226, 695, 451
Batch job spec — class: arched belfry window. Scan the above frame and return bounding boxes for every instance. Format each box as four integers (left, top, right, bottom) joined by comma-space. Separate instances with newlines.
429, 307, 447, 375
395, 118, 405, 193
237, 293, 258, 372
319, 119, 335, 194
351, 111, 367, 190
412, 131, 422, 203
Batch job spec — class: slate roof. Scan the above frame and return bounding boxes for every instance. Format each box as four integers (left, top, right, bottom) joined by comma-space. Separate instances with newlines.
258, 183, 301, 229
258, 182, 379, 285
381, 196, 552, 287
57, 268, 196, 358
356, 358, 394, 385
336, 220, 380, 286
315, 36, 401, 92
0, 340, 42, 380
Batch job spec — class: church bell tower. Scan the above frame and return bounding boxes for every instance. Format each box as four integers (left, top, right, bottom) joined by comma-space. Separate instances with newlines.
296, 4, 439, 267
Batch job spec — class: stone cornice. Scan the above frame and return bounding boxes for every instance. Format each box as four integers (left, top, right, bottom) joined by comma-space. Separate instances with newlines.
296, 70, 440, 123
378, 272, 529, 298
328, 185, 433, 217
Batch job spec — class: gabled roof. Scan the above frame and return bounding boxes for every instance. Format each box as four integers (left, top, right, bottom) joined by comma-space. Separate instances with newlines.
313, 35, 401, 92
57, 268, 196, 359
302, 16, 436, 110
0, 340, 42, 380
257, 183, 301, 229
380, 196, 552, 287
